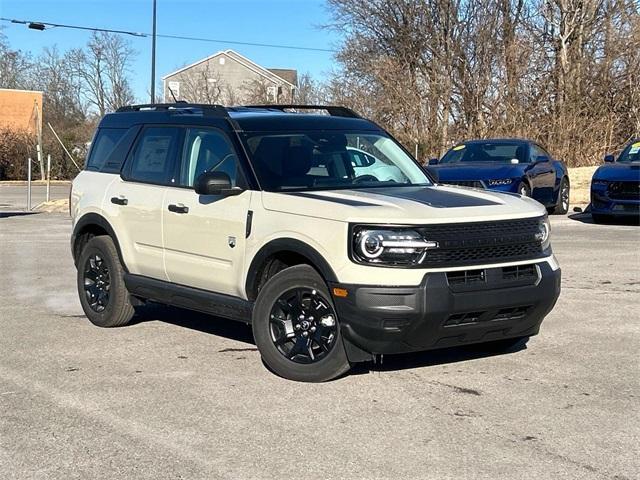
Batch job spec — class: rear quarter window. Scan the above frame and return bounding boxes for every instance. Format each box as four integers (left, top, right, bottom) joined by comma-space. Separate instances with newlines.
86, 128, 127, 171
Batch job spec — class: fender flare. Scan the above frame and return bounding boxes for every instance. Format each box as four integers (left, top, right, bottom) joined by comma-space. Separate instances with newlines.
245, 238, 338, 299
71, 213, 127, 270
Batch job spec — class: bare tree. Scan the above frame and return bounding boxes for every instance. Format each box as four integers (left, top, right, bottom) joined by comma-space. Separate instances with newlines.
68, 32, 136, 115
326, 0, 640, 165
0, 32, 33, 90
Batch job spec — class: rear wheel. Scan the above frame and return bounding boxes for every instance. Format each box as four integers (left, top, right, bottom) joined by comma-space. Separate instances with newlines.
252, 265, 350, 382
77, 236, 134, 327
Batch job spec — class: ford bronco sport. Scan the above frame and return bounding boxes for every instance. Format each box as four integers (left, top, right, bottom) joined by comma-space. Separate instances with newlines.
71, 103, 561, 382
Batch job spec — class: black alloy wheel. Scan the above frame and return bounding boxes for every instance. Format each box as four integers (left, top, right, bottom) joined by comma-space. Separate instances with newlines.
83, 254, 111, 312
76, 235, 135, 327
252, 264, 350, 382
269, 287, 338, 364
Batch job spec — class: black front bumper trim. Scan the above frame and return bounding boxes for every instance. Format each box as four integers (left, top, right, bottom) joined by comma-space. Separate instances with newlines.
330, 262, 561, 355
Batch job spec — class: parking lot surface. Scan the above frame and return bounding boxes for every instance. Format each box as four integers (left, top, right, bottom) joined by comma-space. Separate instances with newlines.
0, 184, 71, 211
0, 211, 638, 479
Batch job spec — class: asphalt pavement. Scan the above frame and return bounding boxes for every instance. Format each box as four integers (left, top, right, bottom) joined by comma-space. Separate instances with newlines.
0, 183, 70, 211
0, 208, 638, 479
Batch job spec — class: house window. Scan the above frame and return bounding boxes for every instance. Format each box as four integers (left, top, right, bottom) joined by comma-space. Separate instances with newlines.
219, 56, 226, 65
267, 86, 277, 102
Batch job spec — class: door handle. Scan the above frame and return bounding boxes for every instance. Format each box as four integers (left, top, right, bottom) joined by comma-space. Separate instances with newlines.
168, 203, 189, 214
110, 196, 128, 206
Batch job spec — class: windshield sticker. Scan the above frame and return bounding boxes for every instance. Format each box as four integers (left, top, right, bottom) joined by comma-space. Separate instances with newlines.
452, 145, 465, 151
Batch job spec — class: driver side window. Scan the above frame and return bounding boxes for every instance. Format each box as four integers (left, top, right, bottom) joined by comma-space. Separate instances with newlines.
178, 128, 243, 188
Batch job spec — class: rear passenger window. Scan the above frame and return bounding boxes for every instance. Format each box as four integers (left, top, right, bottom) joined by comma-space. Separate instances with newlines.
86, 128, 126, 171
127, 127, 181, 185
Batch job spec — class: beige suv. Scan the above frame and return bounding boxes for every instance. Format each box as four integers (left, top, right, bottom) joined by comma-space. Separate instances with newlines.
71, 104, 561, 382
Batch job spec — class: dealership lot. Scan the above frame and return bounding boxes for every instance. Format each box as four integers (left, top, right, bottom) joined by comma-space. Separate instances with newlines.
1, 200, 639, 478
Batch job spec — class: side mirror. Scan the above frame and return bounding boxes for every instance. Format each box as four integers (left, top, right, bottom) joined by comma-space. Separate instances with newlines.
194, 171, 240, 196
604, 154, 615, 163
428, 158, 439, 165
535, 155, 550, 164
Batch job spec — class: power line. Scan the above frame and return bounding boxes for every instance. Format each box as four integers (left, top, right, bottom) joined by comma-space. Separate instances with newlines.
2, 17, 146, 37
0, 17, 336, 53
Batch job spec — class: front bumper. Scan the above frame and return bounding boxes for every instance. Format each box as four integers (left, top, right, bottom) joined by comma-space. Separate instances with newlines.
331, 261, 561, 355
591, 189, 640, 217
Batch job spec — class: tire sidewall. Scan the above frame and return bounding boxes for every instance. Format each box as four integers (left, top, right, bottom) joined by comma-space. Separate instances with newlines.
557, 178, 570, 214
252, 265, 350, 382
518, 181, 531, 197
77, 236, 127, 327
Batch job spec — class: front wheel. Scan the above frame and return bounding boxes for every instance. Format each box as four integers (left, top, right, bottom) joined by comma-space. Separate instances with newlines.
252, 265, 350, 382
517, 181, 531, 197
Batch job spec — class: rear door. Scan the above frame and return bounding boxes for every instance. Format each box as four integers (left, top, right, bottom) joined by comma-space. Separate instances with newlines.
162, 126, 251, 297
104, 126, 182, 280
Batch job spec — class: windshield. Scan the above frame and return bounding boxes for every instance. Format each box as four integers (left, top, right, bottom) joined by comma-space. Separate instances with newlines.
441, 142, 528, 164
241, 131, 431, 191
618, 141, 640, 163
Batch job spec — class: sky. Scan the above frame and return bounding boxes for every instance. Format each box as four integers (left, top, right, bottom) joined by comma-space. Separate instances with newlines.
0, 0, 339, 102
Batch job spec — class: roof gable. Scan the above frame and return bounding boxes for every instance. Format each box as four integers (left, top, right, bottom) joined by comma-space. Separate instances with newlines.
162, 49, 297, 88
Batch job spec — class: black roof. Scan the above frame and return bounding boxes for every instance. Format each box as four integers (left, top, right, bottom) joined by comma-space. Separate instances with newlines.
460, 138, 532, 145
100, 103, 380, 132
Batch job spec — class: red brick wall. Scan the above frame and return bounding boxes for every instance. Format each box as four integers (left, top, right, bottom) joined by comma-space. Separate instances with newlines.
0, 89, 43, 135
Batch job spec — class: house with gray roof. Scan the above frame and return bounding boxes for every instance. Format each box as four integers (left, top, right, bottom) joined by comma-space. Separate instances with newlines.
162, 50, 298, 105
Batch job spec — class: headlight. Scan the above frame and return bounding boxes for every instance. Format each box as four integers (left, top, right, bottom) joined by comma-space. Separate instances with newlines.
488, 179, 515, 186
352, 227, 437, 266
536, 216, 551, 250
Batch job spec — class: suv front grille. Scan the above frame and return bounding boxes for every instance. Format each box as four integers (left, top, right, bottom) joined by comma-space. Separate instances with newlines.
441, 180, 485, 189
608, 181, 640, 200
417, 217, 545, 268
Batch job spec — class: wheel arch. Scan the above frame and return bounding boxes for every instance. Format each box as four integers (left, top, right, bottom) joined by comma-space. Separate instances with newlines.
71, 213, 126, 271
245, 238, 338, 301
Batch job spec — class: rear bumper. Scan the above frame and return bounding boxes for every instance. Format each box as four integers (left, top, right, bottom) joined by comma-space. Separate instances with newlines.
331, 261, 561, 355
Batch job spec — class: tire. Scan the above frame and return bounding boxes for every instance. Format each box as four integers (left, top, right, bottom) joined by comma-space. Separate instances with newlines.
549, 177, 570, 215
252, 264, 350, 382
517, 181, 531, 197
77, 236, 135, 328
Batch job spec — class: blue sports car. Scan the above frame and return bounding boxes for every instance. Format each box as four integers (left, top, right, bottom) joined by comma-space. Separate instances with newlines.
590, 139, 640, 223
427, 139, 570, 214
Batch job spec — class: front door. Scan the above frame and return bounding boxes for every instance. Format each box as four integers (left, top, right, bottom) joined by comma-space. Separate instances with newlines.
162, 127, 251, 297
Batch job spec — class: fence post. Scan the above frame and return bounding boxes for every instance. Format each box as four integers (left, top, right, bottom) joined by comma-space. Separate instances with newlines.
46, 154, 51, 202
27, 157, 32, 211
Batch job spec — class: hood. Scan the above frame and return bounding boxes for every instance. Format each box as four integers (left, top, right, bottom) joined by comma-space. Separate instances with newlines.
261, 185, 546, 224
593, 163, 640, 182
427, 163, 527, 182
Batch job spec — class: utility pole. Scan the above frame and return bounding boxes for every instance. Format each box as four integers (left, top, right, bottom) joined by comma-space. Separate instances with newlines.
151, 0, 157, 103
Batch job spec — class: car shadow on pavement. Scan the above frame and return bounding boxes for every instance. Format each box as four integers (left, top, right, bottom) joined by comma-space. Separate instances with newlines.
352, 339, 529, 376
131, 303, 528, 376
130, 303, 255, 346
569, 212, 639, 225
0, 211, 41, 219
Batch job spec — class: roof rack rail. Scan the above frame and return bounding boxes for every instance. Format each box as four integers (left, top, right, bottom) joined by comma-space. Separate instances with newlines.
116, 103, 229, 117
243, 104, 361, 119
